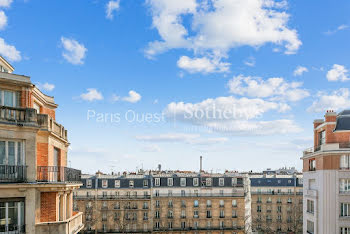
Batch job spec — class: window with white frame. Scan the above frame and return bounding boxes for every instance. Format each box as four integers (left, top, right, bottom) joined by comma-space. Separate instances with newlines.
307, 200, 314, 214
0, 140, 24, 166
102, 180, 108, 188
155, 178, 160, 186
167, 178, 173, 186
180, 178, 186, 186
232, 200, 237, 207
341, 155, 350, 169
340, 179, 350, 193
86, 179, 92, 188
219, 178, 224, 186
219, 200, 224, 207
307, 220, 314, 234
0, 89, 20, 107
341, 227, 350, 234
114, 180, 120, 188
232, 178, 237, 186
143, 180, 148, 187
206, 178, 212, 186
193, 178, 199, 186
129, 180, 134, 188
341, 203, 350, 217
207, 200, 211, 207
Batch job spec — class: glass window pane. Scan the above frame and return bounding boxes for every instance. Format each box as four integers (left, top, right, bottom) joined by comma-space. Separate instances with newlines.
4, 91, 14, 107
0, 204, 5, 232
0, 141, 5, 164
8, 202, 18, 231
17, 142, 22, 165
8, 142, 15, 165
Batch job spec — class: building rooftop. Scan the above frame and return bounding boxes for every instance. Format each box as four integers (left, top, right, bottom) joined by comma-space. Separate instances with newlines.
334, 110, 350, 132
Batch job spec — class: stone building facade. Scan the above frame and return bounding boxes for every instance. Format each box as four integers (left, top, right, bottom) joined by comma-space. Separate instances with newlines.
0, 56, 83, 233
74, 171, 251, 234
250, 173, 303, 233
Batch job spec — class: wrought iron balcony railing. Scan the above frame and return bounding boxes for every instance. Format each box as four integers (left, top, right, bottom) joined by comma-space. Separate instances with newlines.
0, 165, 27, 182
37, 166, 81, 183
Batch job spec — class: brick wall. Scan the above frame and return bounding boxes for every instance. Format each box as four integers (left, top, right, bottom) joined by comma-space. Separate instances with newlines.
41, 106, 56, 120
40, 192, 57, 222
20, 89, 32, 108
37, 143, 48, 167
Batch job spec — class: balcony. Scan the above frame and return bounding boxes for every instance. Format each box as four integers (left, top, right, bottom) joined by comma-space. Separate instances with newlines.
0, 106, 37, 126
0, 165, 27, 182
303, 143, 350, 156
37, 114, 67, 141
35, 212, 84, 234
37, 166, 81, 183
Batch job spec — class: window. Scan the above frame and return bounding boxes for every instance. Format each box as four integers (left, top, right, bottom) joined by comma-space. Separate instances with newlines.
154, 178, 160, 186
0, 201, 25, 233
207, 200, 212, 207
207, 221, 211, 228
143, 180, 148, 187
181, 210, 186, 218
340, 179, 350, 193
220, 210, 225, 218
0, 90, 20, 107
309, 158, 316, 171
193, 177, 199, 186
102, 191, 107, 197
194, 221, 198, 229
287, 197, 292, 203
0, 140, 24, 166
194, 189, 199, 196
206, 178, 212, 186
155, 210, 160, 218
86, 179, 92, 188
168, 210, 173, 218
193, 210, 199, 218
114, 180, 120, 188
181, 190, 185, 197
341, 227, 350, 234
341, 203, 350, 217
143, 212, 148, 220
257, 196, 262, 203
319, 130, 325, 146
168, 222, 173, 229
341, 155, 350, 169
232, 200, 237, 207
232, 210, 237, 218
277, 197, 281, 203
167, 178, 173, 186
307, 220, 314, 234
181, 221, 186, 229
155, 222, 160, 229
219, 178, 224, 186
257, 205, 261, 212
219, 200, 224, 207
232, 178, 237, 186
277, 206, 282, 213
168, 190, 173, 196
307, 200, 314, 214
220, 221, 224, 228
180, 178, 186, 186
181, 200, 186, 208
206, 210, 212, 218
155, 200, 160, 208
33, 102, 41, 114
102, 212, 107, 221
168, 200, 173, 208
194, 200, 199, 207
143, 202, 148, 209
129, 180, 134, 188
114, 202, 120, 209
102, 180, 108, 188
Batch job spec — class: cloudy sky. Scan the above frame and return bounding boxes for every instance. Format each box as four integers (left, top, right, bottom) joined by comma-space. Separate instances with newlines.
2, 0, 350, 174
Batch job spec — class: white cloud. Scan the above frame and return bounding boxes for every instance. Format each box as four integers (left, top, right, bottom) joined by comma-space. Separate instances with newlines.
0, 11, 7, 30
307, 88, 350, 113
136, 133, 228, 145
0, 37, 21, 61
324, 24, 348, 35
0, 0, 12, 8
163, 96, 301, 135
61, 37, 87, 65
244, 56, 255, 67
141, 144, 161, 152
293, 66, 308, 76
106, 0, 120, 20
227, 75, 309, 102
36, 82, 55, 92
177, 56, 229, 74
111, 94, 120, 102
80, 88, 103, 101
122, 90, 141, 103
326, 64, 349, 82
145, 0, 301, 72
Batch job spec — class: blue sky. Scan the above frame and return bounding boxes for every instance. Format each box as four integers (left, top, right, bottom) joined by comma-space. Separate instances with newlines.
1, 0, 350, 174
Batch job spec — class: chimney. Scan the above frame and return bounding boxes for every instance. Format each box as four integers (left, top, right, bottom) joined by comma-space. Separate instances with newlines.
200, 156, 203, 173
158, 164, 161, 172
325, 110, 337, 122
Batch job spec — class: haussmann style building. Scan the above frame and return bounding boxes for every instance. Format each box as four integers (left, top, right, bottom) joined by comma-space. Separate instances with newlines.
74, 168, 252, 234
0, 56, 84, 234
